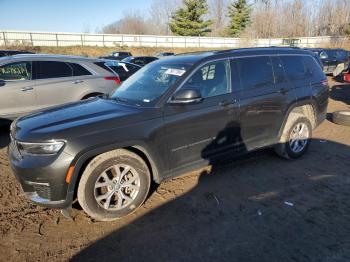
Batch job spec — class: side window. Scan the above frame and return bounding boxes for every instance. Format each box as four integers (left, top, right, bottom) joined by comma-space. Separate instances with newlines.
185, 60, 230, 98
280, 56, 307, 81
36, 61, 73, 79
302, 56, 325, 80
271, 56, 287, 83
69, 63, 92, 76
0, 61, 32, 81
237, 56, 274, 89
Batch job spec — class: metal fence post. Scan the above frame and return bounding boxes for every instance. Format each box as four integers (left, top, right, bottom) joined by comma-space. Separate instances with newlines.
55, 34, 59, 47
2, 32, 6, 47
30, 32, 33, 46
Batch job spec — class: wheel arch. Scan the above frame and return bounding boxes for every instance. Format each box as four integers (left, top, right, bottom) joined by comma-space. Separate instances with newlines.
278, 99, 318, 140
67, 143, 161, 201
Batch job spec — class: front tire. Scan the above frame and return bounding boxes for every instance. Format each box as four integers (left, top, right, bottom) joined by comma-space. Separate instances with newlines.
274, 116, 312, 159
77, 149, 150, 221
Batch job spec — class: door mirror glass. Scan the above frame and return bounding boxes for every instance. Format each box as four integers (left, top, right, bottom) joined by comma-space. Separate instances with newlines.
170, 88, 202, 104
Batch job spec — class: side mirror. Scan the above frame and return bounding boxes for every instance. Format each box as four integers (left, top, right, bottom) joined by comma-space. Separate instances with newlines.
170, 88, 202, 104
0, 80, 5, 87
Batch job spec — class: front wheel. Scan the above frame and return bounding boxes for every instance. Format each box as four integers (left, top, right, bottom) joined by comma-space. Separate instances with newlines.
77, 149, 150, 221
274, 116, 312, 159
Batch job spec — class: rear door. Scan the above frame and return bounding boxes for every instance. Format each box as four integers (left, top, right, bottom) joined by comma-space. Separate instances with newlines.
279, 55, 311, 105
33, 61, 90, 108
234, 55, 296, 150
0, 61, 37, 118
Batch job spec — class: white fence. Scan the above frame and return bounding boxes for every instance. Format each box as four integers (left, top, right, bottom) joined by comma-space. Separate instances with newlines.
0, 30, 348, 48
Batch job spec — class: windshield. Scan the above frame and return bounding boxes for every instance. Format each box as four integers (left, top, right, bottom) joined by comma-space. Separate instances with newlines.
111, 61, 191, 106
325, 50, 347, 60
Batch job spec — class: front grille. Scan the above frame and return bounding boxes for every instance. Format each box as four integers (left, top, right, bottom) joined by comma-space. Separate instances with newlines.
33, 184, 51, 200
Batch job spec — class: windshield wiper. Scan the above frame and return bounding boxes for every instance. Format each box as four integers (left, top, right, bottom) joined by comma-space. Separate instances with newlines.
112, 96, 131, 104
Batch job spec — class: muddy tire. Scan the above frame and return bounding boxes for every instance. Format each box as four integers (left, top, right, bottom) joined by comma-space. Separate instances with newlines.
274, 116, 312, 160
77, 149, 150, 221
332, 111, 350, 127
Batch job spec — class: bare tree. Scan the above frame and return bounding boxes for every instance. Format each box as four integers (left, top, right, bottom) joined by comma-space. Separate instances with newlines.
101, 12, 151, 35
149, 0, 181, 35
208, 0, 228, 36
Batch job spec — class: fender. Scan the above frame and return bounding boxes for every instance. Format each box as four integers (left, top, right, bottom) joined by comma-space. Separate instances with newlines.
277, 98, 318, 139
66, 140, 162, 195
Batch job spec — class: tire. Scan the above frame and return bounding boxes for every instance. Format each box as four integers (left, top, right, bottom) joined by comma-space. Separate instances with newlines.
82, 93, 102, 100
274, 116, 312, 160
332, 111, 350, 127
77, 149, 150, 221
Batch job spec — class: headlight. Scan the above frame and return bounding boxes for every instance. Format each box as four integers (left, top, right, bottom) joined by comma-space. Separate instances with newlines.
17, 141, 65, 156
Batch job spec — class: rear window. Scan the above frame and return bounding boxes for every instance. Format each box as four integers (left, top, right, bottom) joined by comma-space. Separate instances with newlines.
280, 56, 307, 80
36, 61, 72, 79
94, 62, 114, 73
236, 56, 274, 89
69, 63, 92, 76
302, 56, 325, 80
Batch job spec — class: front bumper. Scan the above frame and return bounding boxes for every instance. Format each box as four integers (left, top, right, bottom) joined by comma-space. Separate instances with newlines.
9, 138, 75, 209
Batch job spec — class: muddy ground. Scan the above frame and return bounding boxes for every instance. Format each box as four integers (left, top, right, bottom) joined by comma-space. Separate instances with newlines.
0, 79, 350, 262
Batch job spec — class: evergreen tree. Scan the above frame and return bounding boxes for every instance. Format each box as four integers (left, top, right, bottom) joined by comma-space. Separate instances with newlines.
227, 0, 251, 37
169, 0, 212, 36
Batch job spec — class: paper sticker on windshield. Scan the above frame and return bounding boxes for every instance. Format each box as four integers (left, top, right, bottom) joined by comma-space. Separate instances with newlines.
165, 68, 186, 76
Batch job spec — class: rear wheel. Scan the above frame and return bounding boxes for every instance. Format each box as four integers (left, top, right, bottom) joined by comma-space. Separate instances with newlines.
274, 116, 312, 159
77, 149, 150, 221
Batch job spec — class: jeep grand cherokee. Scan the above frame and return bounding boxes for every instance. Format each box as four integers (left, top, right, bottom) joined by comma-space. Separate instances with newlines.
9, 48, 329, 221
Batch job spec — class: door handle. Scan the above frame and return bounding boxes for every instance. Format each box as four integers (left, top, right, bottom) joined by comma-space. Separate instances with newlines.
219, 100, 237, 107
20, 87, 34, 92
278, 88, 289, 95
73, 80, 84, 84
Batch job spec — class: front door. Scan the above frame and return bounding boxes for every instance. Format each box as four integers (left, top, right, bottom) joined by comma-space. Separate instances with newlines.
163, 59, 240, 171
0, 61, 37, 119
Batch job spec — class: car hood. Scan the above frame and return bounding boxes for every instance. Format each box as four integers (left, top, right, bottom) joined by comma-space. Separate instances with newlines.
14, 98, 156, 141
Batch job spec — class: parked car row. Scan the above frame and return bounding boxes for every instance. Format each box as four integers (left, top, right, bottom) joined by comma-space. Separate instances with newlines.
7, 47, 329, 222
304, 48, 349, 76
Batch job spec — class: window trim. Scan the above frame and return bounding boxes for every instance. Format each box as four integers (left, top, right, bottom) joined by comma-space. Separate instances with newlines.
0, 61, 33, 82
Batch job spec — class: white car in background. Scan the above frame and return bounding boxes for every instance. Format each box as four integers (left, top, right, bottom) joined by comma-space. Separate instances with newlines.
0, 54, 121, 120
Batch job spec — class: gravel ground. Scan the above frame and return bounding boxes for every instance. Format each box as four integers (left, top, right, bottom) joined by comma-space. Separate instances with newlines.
0, 79, 350, 262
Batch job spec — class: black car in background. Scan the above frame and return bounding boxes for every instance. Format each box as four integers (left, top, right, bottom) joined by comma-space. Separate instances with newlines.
305, 48, 349, 75
99, 51, 132, 61
121, 56, 158, 66
99, 60, 141, 82
9, 47, 329, 221
0, 50, 34, 57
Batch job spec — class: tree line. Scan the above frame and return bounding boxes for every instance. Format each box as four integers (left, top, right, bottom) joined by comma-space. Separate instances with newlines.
101, 0, 350, 38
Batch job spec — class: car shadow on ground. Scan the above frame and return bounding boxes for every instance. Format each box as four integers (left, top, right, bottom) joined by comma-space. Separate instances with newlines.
329, 81, 350, 106
71, 136, 350, 262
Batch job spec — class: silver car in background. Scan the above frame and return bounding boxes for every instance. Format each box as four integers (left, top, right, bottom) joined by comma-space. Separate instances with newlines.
0, 54, 121, 120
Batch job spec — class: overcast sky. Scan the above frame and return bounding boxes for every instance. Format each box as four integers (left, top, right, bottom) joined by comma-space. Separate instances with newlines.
0, 0, 152, 33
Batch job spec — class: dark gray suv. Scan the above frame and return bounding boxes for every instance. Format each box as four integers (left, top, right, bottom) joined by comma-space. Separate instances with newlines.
9, 48, 329, 221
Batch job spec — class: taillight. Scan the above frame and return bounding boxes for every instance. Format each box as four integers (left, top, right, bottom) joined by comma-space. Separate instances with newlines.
104, 76, 121, 85
321, 79, 328, 86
